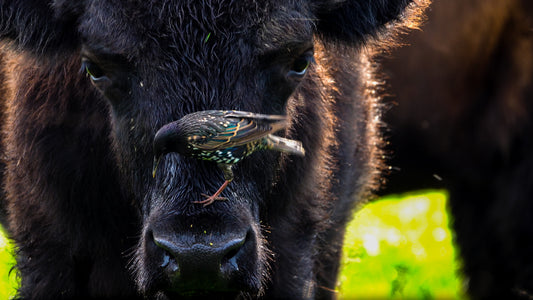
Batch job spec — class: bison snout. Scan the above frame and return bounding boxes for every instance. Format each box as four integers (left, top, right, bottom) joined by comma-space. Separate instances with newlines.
145, 226, 260, 294
154, 234, 246, 275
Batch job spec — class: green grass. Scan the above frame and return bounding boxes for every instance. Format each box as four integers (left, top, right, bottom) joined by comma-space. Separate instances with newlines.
0, 190, 465, 299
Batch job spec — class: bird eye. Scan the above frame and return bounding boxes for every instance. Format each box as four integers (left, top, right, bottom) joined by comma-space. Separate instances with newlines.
287, 52, 314, 78
81, 59, 109, 83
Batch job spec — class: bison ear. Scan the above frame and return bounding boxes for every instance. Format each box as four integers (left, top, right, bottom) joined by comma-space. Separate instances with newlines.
312, 0, 427, 44
0, 0, 83, 54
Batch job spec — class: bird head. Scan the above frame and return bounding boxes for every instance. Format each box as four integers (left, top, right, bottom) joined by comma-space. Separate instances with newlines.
152, 121, 188, 178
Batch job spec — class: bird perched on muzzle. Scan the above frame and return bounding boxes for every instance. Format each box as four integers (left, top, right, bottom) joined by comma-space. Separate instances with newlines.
152, 110, 305, 206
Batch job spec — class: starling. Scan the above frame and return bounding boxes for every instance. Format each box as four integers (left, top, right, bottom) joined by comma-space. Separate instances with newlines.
152, 110, 305, 206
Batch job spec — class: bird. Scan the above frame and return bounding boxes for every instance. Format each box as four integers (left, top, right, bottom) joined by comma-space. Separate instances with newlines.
152, 110, 305, 206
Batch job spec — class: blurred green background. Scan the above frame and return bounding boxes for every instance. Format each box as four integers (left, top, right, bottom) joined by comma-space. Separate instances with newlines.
0, 226, 17, 300
0, 190, 466, 299
339, 190, 467, 299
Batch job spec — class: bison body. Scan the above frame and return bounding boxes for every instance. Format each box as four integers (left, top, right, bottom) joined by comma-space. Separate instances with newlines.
381, 0, 533, 298
1, 0, 426, 298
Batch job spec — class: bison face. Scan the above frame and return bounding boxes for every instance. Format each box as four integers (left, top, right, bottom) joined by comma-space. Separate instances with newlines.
78, 2, 315, 297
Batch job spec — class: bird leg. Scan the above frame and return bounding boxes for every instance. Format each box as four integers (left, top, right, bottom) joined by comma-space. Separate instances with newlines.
195, 180, 231, 206
194, 164, 234, 207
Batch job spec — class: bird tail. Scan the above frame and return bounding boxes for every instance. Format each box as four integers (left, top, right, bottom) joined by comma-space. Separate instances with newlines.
266, 135, 305, 156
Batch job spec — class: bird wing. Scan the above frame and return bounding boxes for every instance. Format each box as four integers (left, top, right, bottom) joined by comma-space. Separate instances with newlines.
189, 113, 287, 150
224, 111, 288, 135
224, 110, 287, 121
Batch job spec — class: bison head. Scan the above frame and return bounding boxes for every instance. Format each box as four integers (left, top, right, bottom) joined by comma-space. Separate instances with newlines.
0, 0, 426, 298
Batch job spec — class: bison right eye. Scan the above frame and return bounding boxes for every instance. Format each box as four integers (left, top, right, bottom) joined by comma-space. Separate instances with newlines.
287, 50, 314, 80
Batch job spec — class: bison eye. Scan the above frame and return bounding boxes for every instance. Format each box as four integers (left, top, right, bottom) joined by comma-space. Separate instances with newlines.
287, 51, 314, 78
81, 59, 110, 85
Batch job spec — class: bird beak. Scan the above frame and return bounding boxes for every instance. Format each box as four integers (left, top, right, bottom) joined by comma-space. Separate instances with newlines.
152, 156, 160, 178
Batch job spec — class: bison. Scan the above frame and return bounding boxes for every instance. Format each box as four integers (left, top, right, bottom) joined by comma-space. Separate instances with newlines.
381, 0, 533, 298
0, 0, 427, 299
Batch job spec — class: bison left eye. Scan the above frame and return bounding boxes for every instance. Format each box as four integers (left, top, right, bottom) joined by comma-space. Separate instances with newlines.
81, 59, 110, 86
287, 51, 314, 78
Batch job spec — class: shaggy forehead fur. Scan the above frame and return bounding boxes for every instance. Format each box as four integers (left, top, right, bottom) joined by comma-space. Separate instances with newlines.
78, 0, 315, 116
79, 1, 312, 58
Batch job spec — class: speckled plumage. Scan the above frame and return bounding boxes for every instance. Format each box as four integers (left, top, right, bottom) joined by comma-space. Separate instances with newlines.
153, 110, 305, 205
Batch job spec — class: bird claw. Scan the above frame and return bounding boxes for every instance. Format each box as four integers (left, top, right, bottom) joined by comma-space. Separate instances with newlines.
193, 193, 228, 206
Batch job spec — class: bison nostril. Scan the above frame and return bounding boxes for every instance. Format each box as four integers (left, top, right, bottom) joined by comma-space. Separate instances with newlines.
152, 235, 175, 254
150, 232, 180, 273
222, 236, 246, 260
223, 244, 241, 263
221, 233, 249, 272
160, 252, 171, 268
